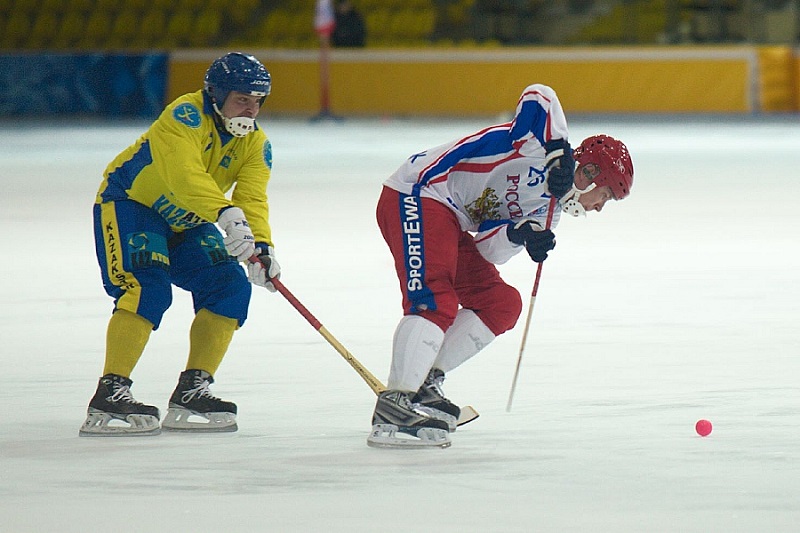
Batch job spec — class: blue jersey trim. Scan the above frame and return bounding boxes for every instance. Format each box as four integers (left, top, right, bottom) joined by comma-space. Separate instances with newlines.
418, 129, 512, 187
477, 218, 513, 233
399, 191, 436, 313
509, 98, 547, 145
101, 139, 153, 202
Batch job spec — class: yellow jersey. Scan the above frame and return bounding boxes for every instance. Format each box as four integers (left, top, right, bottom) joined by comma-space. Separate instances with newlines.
97, 90, 273, 246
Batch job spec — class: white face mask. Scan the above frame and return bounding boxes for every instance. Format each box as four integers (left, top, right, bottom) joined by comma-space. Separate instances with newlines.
222, 115, 256, 137
212, 102, 256, 137
560, 183, 596, 217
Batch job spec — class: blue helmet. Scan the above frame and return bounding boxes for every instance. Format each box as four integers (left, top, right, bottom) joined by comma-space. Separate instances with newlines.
204, 52, 271, 107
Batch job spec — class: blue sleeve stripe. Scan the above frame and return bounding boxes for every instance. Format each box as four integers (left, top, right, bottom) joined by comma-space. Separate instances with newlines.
509, 98, 548, 146
417, 129, 512, 187
101, 140, 153, 202
477, 218, 512, 232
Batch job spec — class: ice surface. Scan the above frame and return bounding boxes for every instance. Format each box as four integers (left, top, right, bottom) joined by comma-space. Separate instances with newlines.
1, 115, 798, 532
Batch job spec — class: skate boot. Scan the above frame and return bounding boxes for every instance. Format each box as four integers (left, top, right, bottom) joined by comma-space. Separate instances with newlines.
161, 369, 238, 432
412, 368, 460, 431
79, 374, 161, 437
367, 390, 451, 448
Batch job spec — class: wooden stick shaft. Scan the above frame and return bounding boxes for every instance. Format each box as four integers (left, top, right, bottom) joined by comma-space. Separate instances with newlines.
506, 195, 558, 411
272, 277, 386, 395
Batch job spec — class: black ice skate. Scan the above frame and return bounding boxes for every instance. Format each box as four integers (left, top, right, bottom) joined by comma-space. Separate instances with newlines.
413, 368, 461, 431
367, 390, 451, 448
161, 369, 238, 432
79, 374, 161, 437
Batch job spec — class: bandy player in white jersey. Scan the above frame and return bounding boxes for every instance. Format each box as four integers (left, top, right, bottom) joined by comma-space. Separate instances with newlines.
368, 84, 634, 448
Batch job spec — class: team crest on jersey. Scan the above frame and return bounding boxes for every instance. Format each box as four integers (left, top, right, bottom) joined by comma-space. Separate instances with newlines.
126, 231, 169, 271
466, 188, 501, 224
173, 103, 201, 128
263, 140, 273, 169
198, 234, 232, 264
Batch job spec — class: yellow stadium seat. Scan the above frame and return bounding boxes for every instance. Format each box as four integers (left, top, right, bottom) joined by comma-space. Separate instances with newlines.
1, 11, 31, 48
282, 0, 313, 9
52, 10, 85, 49
27, 11, 59, 49
417, 9, 436, 36
137, 8, 167, 48
177, 0, 205, 13
358, 0, 387, 11
107, 9, 140, 49
11, 0, 39, 14
288, 10, 315, 42
228, 0, 259, 26
260, 9, 293, 46
232, 0, 259, 10
188, 9, 221, 47
40, 0, 66, 15
67, 0, 94, 12
126, 0, 150, 11
165, 10, 194, 47
79, 10, 113, 49
95, 0, 121, 14
151, 0, 174, 10
365, 8, 392, 45
25, 11, 58, 50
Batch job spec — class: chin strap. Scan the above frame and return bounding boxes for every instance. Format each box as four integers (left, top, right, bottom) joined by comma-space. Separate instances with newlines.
560, 182, 596, 217
212, 102, 256, 138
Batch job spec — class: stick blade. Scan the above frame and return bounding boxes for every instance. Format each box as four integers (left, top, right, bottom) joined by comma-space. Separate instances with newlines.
456, 405, 479, 427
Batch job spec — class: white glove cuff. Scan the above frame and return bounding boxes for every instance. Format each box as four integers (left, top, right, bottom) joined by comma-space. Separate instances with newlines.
217, 206, 245, 228
512, 218, 544, 231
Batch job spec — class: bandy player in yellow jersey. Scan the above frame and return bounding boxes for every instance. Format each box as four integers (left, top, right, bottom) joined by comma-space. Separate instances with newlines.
80, 53, 281, 436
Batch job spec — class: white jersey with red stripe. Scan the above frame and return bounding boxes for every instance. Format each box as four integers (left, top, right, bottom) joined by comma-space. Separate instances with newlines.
383, 84, 568, 265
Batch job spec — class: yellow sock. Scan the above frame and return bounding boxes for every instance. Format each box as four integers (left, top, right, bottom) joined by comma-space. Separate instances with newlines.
103, 309, 154, 377
185, 309, 238, 376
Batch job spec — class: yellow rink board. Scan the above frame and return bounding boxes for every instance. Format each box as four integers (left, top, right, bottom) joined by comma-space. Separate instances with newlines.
170, 47, 764, 115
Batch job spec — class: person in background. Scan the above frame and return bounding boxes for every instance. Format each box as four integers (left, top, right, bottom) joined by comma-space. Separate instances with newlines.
332, 0, 366, 47
368, 83, 634, 448
80, 52, 281, 437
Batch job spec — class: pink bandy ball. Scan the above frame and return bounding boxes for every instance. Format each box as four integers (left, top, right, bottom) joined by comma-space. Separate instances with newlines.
695, 419, 713, 437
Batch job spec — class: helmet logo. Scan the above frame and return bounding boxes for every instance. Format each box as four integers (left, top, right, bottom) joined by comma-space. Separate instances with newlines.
581, 162, 601, 181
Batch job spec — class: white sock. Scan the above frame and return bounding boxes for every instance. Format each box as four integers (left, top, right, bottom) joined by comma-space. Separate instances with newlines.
434, 309, 496, 373
387, 315, 444, 392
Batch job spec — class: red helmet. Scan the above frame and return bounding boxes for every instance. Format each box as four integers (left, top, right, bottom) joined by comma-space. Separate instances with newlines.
574, 135, 633, 200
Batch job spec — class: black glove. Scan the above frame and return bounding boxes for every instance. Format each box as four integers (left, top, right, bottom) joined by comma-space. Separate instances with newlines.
544, 139, 575, 199
507, 220, 556, 263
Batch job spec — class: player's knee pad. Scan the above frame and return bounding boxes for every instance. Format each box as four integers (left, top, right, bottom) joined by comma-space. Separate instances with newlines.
118, 269, 173, 329
415, 300, 458, 333
478, 283, 522, 336
189, 262, 252, 326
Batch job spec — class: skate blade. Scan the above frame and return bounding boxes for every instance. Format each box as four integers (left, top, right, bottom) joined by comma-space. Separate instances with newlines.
161, 407, 238, 433
366, 424, 451, 449
456, 405, 479, 427
79, 411, 161, 437
415, 405, 457, 432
